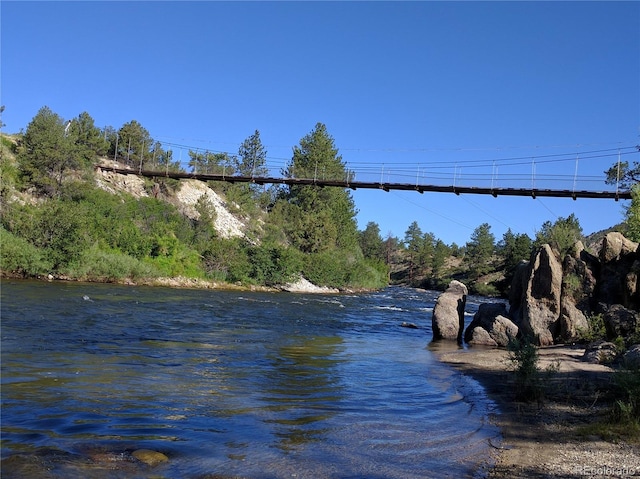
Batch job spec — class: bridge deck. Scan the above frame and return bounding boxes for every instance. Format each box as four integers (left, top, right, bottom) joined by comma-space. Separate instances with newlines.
96, 165, 631, 201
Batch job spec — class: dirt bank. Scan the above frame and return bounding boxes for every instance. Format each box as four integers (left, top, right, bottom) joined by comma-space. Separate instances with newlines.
433, 344, 640, 478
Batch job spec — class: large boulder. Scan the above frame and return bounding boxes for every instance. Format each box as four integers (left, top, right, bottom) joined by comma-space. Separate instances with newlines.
464, 302, 518, 347
602, 304, 639, 340
432, 280, 467, 342
600, 232, 638, 263
598, 232, 639, 309
466, 326, 498, 347
510, 244, 563, 346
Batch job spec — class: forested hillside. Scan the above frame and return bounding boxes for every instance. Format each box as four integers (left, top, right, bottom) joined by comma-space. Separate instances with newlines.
1, 106, 634, 294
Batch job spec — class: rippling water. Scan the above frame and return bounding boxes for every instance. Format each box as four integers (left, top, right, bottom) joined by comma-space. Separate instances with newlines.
1, 280, 499, 478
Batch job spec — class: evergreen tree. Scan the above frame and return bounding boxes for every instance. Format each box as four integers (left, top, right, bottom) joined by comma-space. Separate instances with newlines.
236, 130, 268, 178
234, 130, 268, 199
534, 214, 583, 256
418, 231, 436, 272
384, 232, 400, 266
624, 185, 640, 242
281, 123, 359, 253
431, 239, 450, 281
465, 223, 495, 279
359, 221, 385, 261
404, 221, 423, 281
117, 120, 153, 169
71, 111, 109, 160
498, 228, 533, 272
605, 151, 640, 191
18, 106, 79, 196
188, 150, 233, 175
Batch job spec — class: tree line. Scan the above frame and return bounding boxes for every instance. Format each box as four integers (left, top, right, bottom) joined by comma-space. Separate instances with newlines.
1, 105, 636, 294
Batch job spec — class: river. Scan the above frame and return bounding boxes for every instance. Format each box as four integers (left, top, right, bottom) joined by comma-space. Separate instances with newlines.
1, 280, 500, 478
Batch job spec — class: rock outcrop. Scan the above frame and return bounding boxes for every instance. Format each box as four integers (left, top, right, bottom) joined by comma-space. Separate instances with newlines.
602, 303, 639, 339
174, 180, 245, 239
432, 280, 467, 342
280, 276, 340, 294
96, 163, 246, 240
510, 244, 563, 346
558, 244, 597, 341
454, 232, 640, 351
598, 232, 639, 309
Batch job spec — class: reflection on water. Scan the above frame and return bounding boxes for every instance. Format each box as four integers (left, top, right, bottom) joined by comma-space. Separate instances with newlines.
1, 281, 499, 478
264, 336, 344, 451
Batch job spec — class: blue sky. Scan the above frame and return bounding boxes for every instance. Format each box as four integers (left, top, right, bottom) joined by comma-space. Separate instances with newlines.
2, 1, 638, 246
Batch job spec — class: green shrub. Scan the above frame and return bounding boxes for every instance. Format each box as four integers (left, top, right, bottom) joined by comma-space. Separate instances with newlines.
611, 364, 640, 425
562, 273, 582, 300
201, 238, 251, 283
577, 314, 607, 343
507, 336, 545, 402
247, 244, 302, 286
471, 281, 500, 297
303, 250, 350, 287
0, 227, 52, 276
346, 258, 389, 289
65, 246, 158, 281
145, 243, 204, 278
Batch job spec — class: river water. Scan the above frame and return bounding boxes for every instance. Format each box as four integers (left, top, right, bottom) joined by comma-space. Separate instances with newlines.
1, 280, 500, 478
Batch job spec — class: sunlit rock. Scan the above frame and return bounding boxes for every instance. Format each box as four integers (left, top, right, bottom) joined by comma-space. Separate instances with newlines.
432, 280, 467, 342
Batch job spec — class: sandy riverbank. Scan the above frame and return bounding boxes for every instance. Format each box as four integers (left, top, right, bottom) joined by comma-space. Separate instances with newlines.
432, 344, 640, 478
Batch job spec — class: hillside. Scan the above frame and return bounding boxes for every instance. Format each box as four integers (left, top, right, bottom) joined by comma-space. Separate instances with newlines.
0, 117, 390, 291
2, 106, 633, 295
96, 159, 246, 240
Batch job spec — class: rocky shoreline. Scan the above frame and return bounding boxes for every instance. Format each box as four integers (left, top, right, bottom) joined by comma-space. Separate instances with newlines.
434, 345, 640, 478
429, 232, 640, 478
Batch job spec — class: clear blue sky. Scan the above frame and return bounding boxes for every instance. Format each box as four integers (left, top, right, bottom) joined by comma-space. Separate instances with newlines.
2, 1, 638, 246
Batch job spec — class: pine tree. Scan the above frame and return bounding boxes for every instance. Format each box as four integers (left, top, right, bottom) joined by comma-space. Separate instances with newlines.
18, 106, 78, 196
466, 223, 495, 279
281, 123, 358, 253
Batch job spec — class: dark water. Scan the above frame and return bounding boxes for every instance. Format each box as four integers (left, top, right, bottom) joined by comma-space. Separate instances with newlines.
1, 281, 500, 478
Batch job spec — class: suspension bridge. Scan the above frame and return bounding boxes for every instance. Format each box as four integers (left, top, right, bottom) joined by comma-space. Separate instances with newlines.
96, 164, 631, 200
96, 143, 637, 201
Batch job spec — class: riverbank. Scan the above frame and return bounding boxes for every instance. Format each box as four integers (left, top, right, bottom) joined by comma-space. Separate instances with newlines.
0, 273, 351, 294
433, 344, 640, 478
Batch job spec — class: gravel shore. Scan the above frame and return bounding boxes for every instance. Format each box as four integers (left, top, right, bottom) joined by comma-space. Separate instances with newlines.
433, 343, 640, 478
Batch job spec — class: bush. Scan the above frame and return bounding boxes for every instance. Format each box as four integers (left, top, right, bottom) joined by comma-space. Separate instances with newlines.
65, 246, 158, 281
577, 314, 607, 343
303, 250, 350, 287
247, 244, 302, 286
611, 364, 640, 425
145, 243, 204, 278
507, 336, 553, 403
471, 281, 500, 297
0, 227, 52, 276
202, 238, 251, 283
346, 258, 389, 289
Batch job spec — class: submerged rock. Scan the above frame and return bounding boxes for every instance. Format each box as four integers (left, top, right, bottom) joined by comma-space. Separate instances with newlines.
401, 321, 418, 329
131, 449, 169, 467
